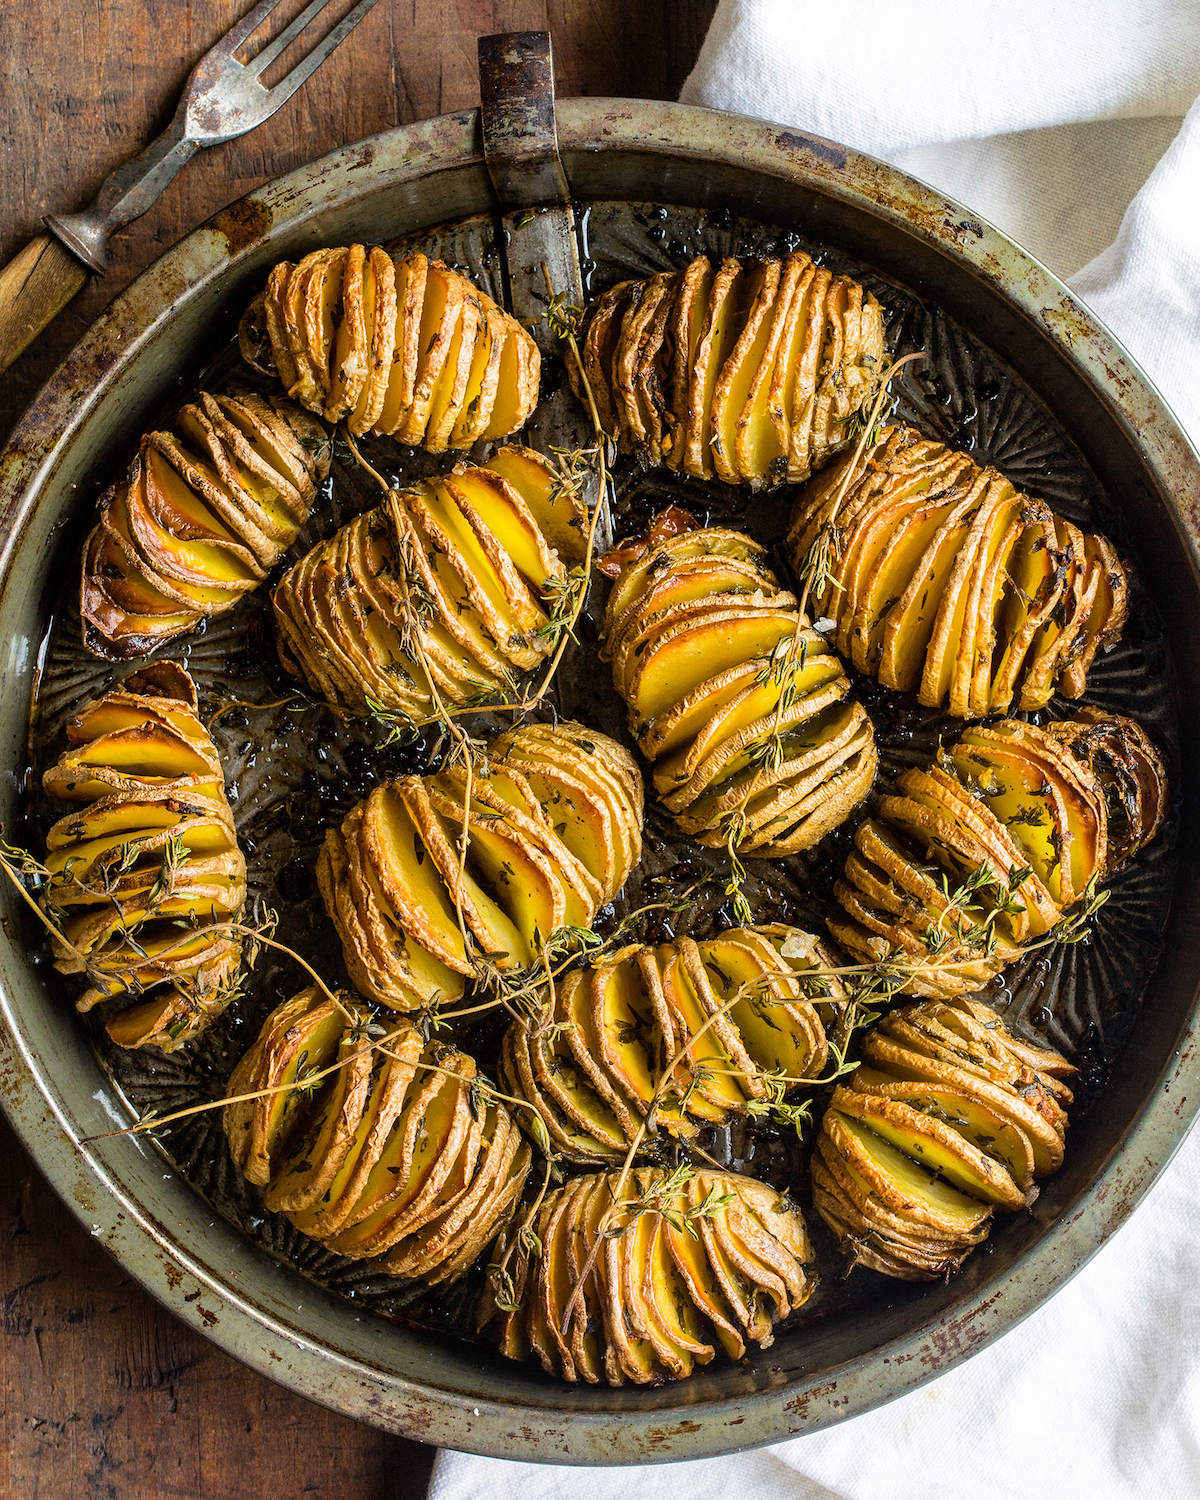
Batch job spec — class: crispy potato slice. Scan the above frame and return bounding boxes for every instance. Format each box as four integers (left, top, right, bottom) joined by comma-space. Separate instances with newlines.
283, 251, 330, 406
824, 1109, 992, 1234
575, 281, 635, 434
1049, 706, 1166, 868
831, 1085, 1026, 1210
376, 251, 427, 436
604, 526, 767, 631
656, 943, 746, 1118
360, 783, 469, 971
486, 444, 589, 566
627, 608, 803, 725
851, 1066, 1035, 1191
425, 292, 482, 451
483, 307, 540, 440
264, 1009, 376, 1214
1060, 533, 1130, 697
611, 272, 677, 454
710, 261, 778, 484
224, 990, 346, 1186
699, 931, 828, 1082
445, 466, 565, 596
682, 258, 744, 479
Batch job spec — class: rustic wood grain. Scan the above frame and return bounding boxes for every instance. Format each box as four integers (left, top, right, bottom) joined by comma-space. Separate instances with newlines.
0, 233, 90, 373
0, 1, 715, 1495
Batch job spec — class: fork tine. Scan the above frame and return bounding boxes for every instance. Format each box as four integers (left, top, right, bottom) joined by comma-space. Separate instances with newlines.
209, 0, 289, 60
244, 0, 334, 79
259, 0, 382, 99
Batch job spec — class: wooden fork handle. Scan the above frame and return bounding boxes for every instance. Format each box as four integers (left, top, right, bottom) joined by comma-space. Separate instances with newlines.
0, 233, 89, 375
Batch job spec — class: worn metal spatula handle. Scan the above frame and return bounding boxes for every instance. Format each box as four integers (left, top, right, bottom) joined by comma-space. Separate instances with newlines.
0, 0, 380, 377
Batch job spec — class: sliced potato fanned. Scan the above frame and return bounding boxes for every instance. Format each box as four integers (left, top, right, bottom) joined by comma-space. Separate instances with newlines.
500, 925, 844, 1162
480, 1166, 813, 1384
319, 722, 642, 1010
272, 456, 582, 718
829, 709, 1164, 997
601, 517, 876, 854
570, 252, 885, 485
787, 423, 1132, 714
240, 247, 539, 450
223, 994, 529, 1285
81, 392, 327, 661
814, 995, 1074, 1279
41, 665, 245, 1050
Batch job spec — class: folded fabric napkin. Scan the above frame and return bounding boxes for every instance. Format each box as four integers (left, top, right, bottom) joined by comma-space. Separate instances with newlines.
431, 4, 1200, 1494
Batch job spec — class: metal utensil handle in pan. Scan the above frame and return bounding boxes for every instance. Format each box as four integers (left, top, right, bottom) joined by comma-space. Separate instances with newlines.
479, 31, 609, 550
0, 0, 381, 376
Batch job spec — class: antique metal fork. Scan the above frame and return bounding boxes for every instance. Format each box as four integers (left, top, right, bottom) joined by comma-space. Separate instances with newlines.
0, 0, 382, 373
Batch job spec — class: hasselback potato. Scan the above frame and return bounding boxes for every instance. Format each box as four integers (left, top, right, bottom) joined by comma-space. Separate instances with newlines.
224, 988, 530, 1282
569, 251, 885, 484
273, 448, 587, 718
829, 709, 1166, 995
41, 662, 245, 1050
787, 424, 1130, 715
500, 925, 843, 1164
239, 247, 540, 450
601, 521, 876, 854
82, 392, 329, 660
318, 721, 643, 1011
814, 996, 1073, 1278
479, 1166, 813, 1382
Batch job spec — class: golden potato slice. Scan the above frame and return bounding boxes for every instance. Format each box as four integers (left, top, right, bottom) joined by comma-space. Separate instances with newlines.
483, 306, 540, 440
264, 1010, 376, 1214
682, 257, 744, 479
323, 243, 367, 421
737, 252, 809, 482
396, 262, 467, 446
824, 1109, 992, 1235
608, 575, 793, 690
449, 301, 503, 448
408, 783, 528, 966
261, 260, 298, 390
383, 1106, 523, 1282
486, 444, 589, 566
611, 271, 677, 454
375, 250, 427, 436
604, 526, 766, 631
445, 465, 565, 596
283, 250, 330, 407
698, 931, 828, 1083
360, 783, 469, 972
918, 476, 1017, 710
424, 292, 482, 452
224, 990, 346, 1187
327, 1058, 471, 1255
710, 260, 779, 484
877, 479, 988, 691
626, 607, 803, 725
1060, 533, 1130, 697
852, 1067, 1036, 1192
655, 943, 747, 1118
831, 1085, 1027, 1210
987, 508, 1067, 713
576, 280, 635, 435
592, 947, 683, 1131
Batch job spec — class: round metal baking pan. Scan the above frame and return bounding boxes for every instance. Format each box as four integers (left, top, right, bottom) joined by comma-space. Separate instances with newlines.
1, 99, 1199, 1463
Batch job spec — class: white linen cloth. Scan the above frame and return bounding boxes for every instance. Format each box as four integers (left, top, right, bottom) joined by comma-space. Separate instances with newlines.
430, 4, 1200, 1494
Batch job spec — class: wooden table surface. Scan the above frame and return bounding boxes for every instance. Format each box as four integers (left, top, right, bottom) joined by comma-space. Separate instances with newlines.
0, 4, 714, 1495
